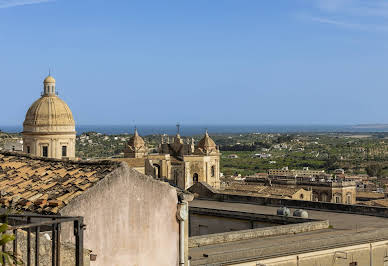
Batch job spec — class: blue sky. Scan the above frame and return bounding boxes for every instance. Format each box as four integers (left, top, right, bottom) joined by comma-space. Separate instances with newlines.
1, 0, 388, 126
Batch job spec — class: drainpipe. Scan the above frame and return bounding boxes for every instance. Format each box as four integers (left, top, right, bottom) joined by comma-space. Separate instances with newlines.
177, 201, 188, 266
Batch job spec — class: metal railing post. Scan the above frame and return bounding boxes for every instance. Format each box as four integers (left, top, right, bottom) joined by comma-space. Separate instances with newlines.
35, 226, 40, 266
27, 217, 31, 266
74, 218, 84, 266
51, 220, 57, 266
13, 229, 17, 265
56, 223, 61, 266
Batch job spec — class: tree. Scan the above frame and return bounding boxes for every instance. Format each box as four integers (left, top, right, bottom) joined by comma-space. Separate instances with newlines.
366, 164, 384, 178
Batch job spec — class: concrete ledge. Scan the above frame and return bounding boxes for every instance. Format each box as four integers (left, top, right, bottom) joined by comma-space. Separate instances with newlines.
190, 207, 315, 224
197, 191, 388, 218
189, 219, 329, 248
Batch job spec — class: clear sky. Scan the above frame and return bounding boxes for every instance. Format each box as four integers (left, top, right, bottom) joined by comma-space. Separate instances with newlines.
1, 0, 388, 126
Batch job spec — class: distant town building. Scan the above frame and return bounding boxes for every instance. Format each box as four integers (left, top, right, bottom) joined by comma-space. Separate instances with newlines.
224, 183, 312, 201
227, 154, 238, 159
2, 138, 23, 152
118, 129, 221, 190
268, 167, 325, 177
253, 153, 272, 159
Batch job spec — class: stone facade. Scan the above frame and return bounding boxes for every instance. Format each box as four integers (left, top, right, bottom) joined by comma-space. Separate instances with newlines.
122, 130, 221, 190
22, 75, 76, 159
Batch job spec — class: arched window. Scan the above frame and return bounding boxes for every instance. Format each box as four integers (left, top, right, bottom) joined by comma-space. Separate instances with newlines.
211, 166, 215, 177
300, 194, 304, 200
193, 173, 199, 183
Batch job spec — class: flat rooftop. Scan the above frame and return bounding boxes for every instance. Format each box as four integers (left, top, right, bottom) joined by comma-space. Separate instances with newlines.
189, 200, 388, 265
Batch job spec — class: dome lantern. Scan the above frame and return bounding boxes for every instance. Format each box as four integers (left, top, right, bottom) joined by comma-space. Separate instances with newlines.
43, 75, 56, 96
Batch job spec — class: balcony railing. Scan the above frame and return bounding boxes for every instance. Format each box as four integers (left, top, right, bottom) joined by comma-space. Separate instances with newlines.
1, 213, 84, 266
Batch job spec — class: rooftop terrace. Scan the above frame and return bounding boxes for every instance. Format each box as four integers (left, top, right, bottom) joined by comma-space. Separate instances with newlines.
189, 199, 388, 265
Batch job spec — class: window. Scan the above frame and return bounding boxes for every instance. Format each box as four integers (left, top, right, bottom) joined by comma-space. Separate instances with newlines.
211, 166, 215, 177
62, 146, 67, 157
300, 194, 304, 199
27, 146, 30, 154
193, 173, 199, 183
42, 146, 48, 157
347, 194, 352, 204
335, 195, 341, 203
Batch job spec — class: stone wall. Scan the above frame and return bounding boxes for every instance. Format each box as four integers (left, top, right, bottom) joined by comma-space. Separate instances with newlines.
60, 163, 180, 266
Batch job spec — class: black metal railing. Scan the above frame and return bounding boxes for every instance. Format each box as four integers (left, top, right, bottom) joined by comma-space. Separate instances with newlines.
1, 213, 84, 266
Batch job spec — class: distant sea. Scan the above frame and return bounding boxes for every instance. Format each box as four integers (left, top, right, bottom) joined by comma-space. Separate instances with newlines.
3, 124, 388, 135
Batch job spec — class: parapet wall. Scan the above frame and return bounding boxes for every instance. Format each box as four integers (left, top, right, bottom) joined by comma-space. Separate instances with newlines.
189, 182, 388, 217
204, 192, 388, 217
190, 207, 314, 224
189, 207, 329, 248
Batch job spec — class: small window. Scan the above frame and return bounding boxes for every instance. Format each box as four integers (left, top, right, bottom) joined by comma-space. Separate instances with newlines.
27, 146, 30, 154
62, 146, 67, 157
335, 196, 341, 203
347, 194, 351, 204
300, 194, 304, 199
12, 146, 15, 151
42, 146, 48, 157
211, 166, 215, 177
193, 173, 199, 183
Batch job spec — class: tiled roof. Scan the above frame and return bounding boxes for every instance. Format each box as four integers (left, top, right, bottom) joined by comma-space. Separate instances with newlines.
356, 191, 385, 199
358, 199, 388, 207
224, 183, 302, 198
113, 158, 145, 168
0, 151, 120, 214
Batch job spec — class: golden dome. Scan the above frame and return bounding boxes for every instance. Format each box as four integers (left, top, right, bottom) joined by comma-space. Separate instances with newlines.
23, 95, 75, 129
197, 131, 217, 153
127, 128, 145, 149
44, 75, 56, 83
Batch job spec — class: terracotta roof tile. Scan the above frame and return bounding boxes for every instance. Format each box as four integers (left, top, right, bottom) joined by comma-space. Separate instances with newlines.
0, 151, 120, 214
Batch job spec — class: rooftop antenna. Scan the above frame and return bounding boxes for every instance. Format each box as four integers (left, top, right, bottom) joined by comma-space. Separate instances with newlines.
131, 120, 135, 135
176, 123, 180, 135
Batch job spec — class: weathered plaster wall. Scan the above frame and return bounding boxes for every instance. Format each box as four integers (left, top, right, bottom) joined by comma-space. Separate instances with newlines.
60, 163, 180, 266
